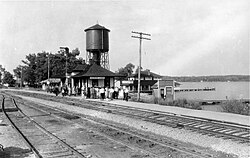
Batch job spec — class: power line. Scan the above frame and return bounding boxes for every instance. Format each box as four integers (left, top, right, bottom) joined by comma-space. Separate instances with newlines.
131, 31, 151, 101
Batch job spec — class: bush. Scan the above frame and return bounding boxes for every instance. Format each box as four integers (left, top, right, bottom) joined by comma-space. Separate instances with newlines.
154, 98, 202, 110
130, 93, 202, 110
221, 100, 250, 116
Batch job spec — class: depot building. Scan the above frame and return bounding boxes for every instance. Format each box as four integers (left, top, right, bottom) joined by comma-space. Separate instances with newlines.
68, 63, 120, 89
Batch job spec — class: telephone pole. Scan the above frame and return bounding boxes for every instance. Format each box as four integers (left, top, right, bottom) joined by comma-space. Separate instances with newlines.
47, 53, 50, 80
131, 31, 151, 101
60, 47, 69, 86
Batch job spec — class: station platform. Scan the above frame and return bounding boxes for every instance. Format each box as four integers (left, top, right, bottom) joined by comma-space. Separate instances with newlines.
2, 88, 250, 127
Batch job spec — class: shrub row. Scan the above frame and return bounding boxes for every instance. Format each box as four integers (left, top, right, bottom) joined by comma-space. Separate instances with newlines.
130, 94, 202, 110
157, 98, 202, 110
221, 100, 250, 116
130, 94, 249, 115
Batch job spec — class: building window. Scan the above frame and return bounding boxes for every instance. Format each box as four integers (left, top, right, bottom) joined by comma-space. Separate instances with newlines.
166, 87, 172, 94
92, 79, 98, 87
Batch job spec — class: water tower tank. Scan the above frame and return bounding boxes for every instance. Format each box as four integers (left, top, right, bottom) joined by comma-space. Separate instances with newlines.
84, 24, 110, 52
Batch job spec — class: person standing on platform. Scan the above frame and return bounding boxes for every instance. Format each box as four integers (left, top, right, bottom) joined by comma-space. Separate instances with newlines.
100, 87, 105, 100
81, 86, 85, 99
124, 86, 129, 101
95, 87, 100, 99
114, 87, 119, 99
72, 86, 76, 96
93, 87, 97, 99
119, 87, 124, 100
105, 87, 109, 99
54, 85, 59, 96
90, 87, 94, 99
109, 87, 114, 100
68, 86, 71, 96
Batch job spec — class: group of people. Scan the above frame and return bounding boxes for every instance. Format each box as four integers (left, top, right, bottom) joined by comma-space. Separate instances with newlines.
47, 85, 130, 101
61, 85, 81, 96
88, 86, 129, 101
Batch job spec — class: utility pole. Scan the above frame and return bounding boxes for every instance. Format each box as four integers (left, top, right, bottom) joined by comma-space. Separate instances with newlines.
20, 66, 23, 88
47, 53, 50, 80
131, 31, 151, 101
60, 47, 69, 86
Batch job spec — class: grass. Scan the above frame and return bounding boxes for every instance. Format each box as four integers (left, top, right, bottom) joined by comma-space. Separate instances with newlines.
129, 93, 202, 110
157, 98, 202, 110
221, 100, 250, 116
130, 93, 250, 115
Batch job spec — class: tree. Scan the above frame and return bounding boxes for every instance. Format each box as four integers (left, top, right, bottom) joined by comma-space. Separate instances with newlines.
2, 71, 15, 86
14, 48, 83, 87
0, 64, 6, 84
71, 48, 80, 56
22, 53, 37, 86
13, 65, 22, 79
117, 63, 135, 77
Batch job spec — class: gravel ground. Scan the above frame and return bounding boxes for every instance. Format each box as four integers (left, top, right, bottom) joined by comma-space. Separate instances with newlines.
14, 94, 250, 158
0, 114, 35, 158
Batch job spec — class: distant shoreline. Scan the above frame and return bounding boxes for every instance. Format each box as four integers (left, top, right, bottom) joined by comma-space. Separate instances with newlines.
163, 75, 250, 82
178, 81, 250, 82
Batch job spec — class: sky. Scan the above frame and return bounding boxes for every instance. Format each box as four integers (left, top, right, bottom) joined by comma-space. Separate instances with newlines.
0, 0, 249, 76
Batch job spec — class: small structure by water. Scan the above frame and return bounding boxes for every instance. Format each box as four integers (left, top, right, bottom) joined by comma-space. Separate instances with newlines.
151, 80, 181, 100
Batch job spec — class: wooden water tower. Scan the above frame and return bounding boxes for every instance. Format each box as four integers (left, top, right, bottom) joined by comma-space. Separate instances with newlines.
84, 24, 110, 69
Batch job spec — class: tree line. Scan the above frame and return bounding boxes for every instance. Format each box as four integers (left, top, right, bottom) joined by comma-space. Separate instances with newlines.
1, 57, 249, 87
0, 48, 83, 87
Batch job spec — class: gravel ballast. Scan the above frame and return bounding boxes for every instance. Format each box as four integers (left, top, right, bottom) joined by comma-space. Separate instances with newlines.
14, 95, 250, 158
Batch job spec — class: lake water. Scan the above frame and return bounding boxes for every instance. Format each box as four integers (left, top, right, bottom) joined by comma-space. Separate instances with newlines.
175, 82, 250, 100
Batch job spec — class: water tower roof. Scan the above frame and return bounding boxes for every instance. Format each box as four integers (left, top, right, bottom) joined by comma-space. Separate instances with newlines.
84, 24, 110, 32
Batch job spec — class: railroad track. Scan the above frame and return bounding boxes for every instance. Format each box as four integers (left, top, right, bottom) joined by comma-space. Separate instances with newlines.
1, 93, 230, 158
1, 95, 88, 158
2, 91, 249, 157
30, 91, 249, 144
86, 100, 250, 144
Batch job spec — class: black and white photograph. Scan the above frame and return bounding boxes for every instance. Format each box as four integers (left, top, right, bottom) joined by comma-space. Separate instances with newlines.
0, 0, 249, 157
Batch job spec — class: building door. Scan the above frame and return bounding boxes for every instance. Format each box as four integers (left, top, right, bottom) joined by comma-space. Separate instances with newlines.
104, 77, 110, 87
165, 86, 173, 100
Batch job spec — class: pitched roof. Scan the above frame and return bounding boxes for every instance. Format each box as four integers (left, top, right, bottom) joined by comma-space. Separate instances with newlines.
72, 64, 89, 72
84, 24, 110, 32
72, 63, 119, 77
130, 70, 162, 78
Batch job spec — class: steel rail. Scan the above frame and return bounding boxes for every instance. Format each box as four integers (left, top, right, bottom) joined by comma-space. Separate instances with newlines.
5, 90, 250, 143
51, 97, 249, 144
11, 98, 87, 158
1, 96, 42, 158
89, 100, 250, 129
14, 98, 214, 158
92, 101, 250, 143
12, 98, 163, 158
3, 91, 249, 156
